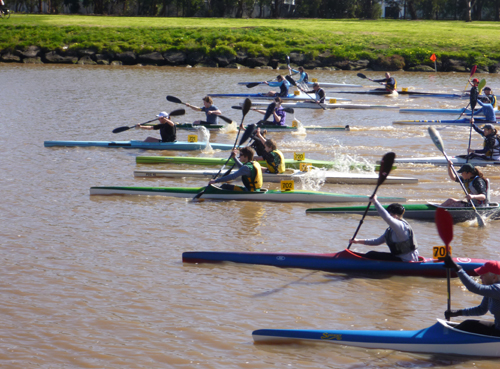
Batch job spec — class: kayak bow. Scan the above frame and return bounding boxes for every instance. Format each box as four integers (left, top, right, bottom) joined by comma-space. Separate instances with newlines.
44, 140, 235, 151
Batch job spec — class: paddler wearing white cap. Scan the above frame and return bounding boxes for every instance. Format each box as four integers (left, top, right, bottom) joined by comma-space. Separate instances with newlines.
444, 256, 500, 337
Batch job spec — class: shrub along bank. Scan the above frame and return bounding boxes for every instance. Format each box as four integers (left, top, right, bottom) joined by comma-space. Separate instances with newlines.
1, 16, 500, 72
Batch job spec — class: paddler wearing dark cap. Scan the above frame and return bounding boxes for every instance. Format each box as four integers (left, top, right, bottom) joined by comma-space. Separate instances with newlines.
349, 194, 419, 262
441, 162, 489, 207
468, 123, 500, 161
443, 257, 500, 337
483, 86, 497, 109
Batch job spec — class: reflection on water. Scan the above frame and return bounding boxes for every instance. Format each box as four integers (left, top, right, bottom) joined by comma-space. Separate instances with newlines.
1, 63, 500, 368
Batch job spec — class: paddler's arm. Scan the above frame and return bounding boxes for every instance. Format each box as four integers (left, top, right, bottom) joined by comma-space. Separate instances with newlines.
209, 164, 250, 184
446, 160, 458, 182
371, 195, 408, 240
185, 103, 202, 112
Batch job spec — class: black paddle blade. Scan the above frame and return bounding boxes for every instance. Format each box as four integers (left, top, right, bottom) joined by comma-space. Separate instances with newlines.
285, 75, 297, 86
283, 107, 294, 114
242, 98, 252, 116
239, 124, 256, 146
263, 102, 276, 121
470, 87, 479, 111
166, 95, 182, 104
218, 115, 234, 124
377, 152, 396, 186
246, 82, 261, 88
112, 126, 131, 134
231, 106, 243, 110
169, 109, 185, 117
357, 73, 367, 79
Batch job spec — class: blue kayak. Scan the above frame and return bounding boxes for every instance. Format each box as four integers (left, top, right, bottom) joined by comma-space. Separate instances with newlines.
207, 93, 351, 101
400, 108, 500, 116
44, 140, 235, 151
182, 249, 489, 278
394, 118, 499, 126
253, 319, 500, 357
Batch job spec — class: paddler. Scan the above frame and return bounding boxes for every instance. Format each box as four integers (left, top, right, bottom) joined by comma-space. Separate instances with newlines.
254, 97, 286, 126
349, 195, 419, 262
288, 66, 309, 87
440, 162, 489, 207
461, 97, 497, 123
483, 87, 497, 109
137, 111, 176, 142
265, 75, 290, 97
252, 128, 285, 174
208, 147, 263, 192
372, 72, 397, 92
443, 257, 500, 337
298, 82, 326, 104
185, 96, 221, 125
467, 123, 500, 161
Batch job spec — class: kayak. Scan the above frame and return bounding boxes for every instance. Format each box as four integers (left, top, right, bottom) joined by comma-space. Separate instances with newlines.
174, 123, 351, 131
305, 203, 500, 222
336, 90, 464, 98
44, 140, 235, 151
134, 169, 418, 185
182, 248, 489, 278
400, 108, 500, 116
246, 102, 399, 110
89, 184, 406, 203
206, 93, 351, 102
392, 156, 500, 166
237, 81, 363, 88
135, 156, 389, 172
252, 319, 500, 357
393, 118, 499, 126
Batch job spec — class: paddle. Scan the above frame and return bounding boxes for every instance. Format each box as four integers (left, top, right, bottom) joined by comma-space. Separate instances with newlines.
461, 65, 477, 96
285, 75, 326, 111
347, 152, 396, 250
112, 109, 185, 134
166, 95, 234, 124
435, 207, 454, 320
231, 105, 295, 114
221, 124, 256, 177
428, 126, 485, 227
193, 98, 252, 201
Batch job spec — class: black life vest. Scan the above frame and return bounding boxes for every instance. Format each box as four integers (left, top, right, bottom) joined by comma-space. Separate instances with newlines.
384, 220, 417, 256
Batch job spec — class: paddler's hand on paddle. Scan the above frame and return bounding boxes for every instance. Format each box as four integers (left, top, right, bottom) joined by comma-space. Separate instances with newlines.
230, 149, 239, 158
443, 255, 461, 272
208, 179, 216, 185
349, 238, 363, 244
444, 309, 462, 320
467, 148, 475, 153
369, 194, 378, 204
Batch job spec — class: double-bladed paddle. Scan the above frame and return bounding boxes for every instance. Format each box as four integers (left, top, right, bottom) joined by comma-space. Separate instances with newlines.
221, 124, 257, 177
285, 75, 326, 110
435, 207, 454, 320
347, 152, 396, 250
112, 109, 185, 134
428, 126, 485, 227
166, 95, 234, 124
193, 98, 252, 201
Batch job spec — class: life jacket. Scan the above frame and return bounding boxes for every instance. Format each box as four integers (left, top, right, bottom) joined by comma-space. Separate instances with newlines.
384, 220, 417, 256
301, 72, 309, 83
315, 88, 326, 103
464, 175, 488, 206
482, 134, 500, 159
387, 78, 397, 91
266, 150, 286, 174
279, 80, 290, 97
242, 161, 263, 191
487, 94, 497, 109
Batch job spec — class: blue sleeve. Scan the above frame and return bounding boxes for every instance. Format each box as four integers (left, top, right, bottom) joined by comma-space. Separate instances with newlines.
268, 81, 283, 87
458, 269, 500, 299
213, 164, 251, 183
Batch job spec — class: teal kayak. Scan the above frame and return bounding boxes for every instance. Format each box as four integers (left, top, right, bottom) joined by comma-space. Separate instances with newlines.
44, 140, 234, 151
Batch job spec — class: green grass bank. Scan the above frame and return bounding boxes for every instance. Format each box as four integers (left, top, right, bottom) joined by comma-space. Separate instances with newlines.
1, 15, 500, 71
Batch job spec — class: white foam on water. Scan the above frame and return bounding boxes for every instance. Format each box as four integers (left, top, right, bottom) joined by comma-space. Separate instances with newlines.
294, 167, 326, 191
220, 121, 238, 134
291, 118, 307, 136
196, 126, 214, 153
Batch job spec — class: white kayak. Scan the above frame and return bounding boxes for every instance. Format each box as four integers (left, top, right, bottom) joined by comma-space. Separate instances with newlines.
246, 101, 399, 110
394, 118, 499, 126
392, 156, 500, 166
237, 81, 363, 88
133, 169, 418, 185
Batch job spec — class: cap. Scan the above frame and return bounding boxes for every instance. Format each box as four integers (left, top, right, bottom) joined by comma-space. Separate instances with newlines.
386, 203, 405, 216
156, 111, 169, 118
457, 163, 475, 173
472, 78, 479, 83
313, 82, 320, 87
483, 124, 494, 130
484, 86, 492, 91
475, 261, 500, 275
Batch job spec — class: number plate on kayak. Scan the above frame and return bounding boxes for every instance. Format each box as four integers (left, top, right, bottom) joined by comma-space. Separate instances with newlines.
294, 152, 305, 161
281, 180, 294, 192
300, 162, 312, 172
188, 135, 198, 142
433, 246, 452, 259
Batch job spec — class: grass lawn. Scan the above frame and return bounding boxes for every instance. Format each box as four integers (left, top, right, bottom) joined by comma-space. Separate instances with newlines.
1, 15, 499, 66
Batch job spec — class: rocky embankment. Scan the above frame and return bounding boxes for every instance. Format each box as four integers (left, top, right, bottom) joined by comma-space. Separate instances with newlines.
2, 46, 498, 73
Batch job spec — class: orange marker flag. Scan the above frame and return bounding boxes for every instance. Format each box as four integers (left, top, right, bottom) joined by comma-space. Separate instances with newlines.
430, 54, 437, 62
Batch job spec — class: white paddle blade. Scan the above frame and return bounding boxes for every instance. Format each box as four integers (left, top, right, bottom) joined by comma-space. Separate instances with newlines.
428, 126, 445, 153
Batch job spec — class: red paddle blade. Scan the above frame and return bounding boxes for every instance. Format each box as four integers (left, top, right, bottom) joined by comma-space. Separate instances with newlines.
435, 208, 453, 246
470, 65, 477, 77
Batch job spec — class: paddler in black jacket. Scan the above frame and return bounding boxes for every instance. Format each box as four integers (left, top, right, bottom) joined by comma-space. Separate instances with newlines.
209, 147, 263, 192
252, 128, 286, 174
349, 195, 419, 262
137, 111, 176, 142
298, 82, 326, 103
373, 72, 397, 92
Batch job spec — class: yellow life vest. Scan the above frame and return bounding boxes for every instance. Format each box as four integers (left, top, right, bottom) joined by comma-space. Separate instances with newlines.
242, 161, 263, 191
